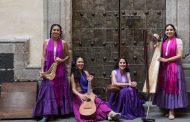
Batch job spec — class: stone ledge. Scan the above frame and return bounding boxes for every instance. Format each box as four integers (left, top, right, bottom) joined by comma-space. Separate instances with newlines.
0, 36, 30, 43
26, 64, 40, 69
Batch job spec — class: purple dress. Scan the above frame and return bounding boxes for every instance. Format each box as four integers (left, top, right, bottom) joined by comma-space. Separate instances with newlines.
153, 37, 188, 109
73, 71, 112, 122
108, 69, 145, 120
33, 38, 73, 117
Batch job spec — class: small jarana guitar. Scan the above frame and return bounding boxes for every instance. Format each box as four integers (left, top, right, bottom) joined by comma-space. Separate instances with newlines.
79, 79, 96, 119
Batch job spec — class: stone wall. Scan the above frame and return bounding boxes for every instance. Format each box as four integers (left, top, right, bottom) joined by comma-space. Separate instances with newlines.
0, 37, 39, 82
0, 0, 72, 82
0, 0, 44, 66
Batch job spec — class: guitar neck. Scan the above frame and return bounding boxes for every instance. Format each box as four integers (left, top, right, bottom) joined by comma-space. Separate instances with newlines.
87, 80, 92, 94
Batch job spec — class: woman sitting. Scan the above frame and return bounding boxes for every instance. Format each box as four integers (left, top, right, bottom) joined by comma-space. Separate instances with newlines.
108, 57, 145, 120
71, 56, 121, 122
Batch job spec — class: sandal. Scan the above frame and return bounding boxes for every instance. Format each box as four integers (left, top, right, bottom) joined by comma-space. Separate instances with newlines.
38, 117, 47, 122
168, 110, 175, 120
108, 111, 121, 121
111, 113, 121, 121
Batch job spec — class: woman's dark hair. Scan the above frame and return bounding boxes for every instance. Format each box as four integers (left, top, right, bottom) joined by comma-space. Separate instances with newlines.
114, 57, 130, 72
50, 24, 63, 39
163, 24, 177, 42
71, 56, 85, 82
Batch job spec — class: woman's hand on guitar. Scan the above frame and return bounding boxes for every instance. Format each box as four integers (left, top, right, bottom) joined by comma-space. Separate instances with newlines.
39, 71, 45, 78
79, 94, 88, 101
87, 75, 94, 82
55, 57, 63, 64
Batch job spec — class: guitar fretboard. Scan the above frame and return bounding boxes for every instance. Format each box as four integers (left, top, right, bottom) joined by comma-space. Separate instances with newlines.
87, 80, 92, 95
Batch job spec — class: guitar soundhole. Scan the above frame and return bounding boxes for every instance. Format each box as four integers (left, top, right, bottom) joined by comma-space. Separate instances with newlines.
86, 98, 91, 102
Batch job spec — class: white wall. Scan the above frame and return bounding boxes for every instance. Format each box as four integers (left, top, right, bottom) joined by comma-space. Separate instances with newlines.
0, 0, 44, 66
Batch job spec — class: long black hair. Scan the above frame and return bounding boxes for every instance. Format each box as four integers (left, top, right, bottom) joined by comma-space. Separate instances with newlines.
49, 24, 63, 39
71, 56, 85, 82
163, 24, 177, 42
114, 57, 130, 72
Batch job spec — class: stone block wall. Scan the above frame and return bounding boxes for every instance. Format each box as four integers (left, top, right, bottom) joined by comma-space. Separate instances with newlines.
0, 37, 39, 82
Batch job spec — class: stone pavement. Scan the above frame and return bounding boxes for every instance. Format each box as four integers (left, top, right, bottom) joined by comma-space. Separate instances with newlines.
1, 113, 190, 122
1, 101, 190, 122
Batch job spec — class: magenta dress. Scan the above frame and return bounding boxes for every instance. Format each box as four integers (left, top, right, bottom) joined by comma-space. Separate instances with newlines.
73, 71, 112, 122
33, 38, 73, 117
108, 69, 145, 120
153, 37, 188, 109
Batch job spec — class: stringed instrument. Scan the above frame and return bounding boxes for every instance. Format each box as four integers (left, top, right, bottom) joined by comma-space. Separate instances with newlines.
79, 79, 96, 119
41, 62, 58, 80
142, 36, 162, 93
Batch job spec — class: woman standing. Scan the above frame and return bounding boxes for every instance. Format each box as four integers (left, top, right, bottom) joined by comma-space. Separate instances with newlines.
71, 57, 120, 122
33, 24, 73, 122
108, 58, 145, 120
153, 24, 188, 120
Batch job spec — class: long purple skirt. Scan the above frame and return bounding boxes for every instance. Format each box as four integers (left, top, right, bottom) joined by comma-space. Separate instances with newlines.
73, 95, 111, 122
33, 76, 73, 116
108, 87, 145, 120
153, 64, 188, 109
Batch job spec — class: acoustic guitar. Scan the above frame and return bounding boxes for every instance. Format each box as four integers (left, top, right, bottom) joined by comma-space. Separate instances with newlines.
79, 79, 96, 119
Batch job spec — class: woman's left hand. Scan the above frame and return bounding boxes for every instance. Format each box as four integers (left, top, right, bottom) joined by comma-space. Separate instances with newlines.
158, 57, 168, 62
131, 81, 137, 87
87, 75, 94, 82
55, 57, 63, 63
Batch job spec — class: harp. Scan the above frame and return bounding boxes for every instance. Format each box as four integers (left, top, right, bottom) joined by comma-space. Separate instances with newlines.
142, 31, 161, 122
142, 41, 162, 93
